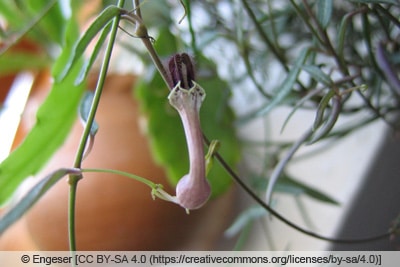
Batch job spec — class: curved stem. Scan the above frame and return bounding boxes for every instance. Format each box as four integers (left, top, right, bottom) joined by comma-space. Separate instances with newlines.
68, 0, 125, 252
202, 135, 390, 244
130, 0, 171, 90
241, 0, 287, 70
183, 0, 200, 59
81, 168, 156, 188
81, 168, 177, 205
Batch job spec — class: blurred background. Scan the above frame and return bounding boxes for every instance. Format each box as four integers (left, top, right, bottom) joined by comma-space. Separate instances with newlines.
1, 0, 399, 251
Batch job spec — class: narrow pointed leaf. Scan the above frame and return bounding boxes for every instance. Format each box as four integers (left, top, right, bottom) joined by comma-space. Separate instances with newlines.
0, 9, 85, 206
24, 0, 66, 45
312, 89, 336, 131
302, 65, 333, 87
75, 22, 112, 85
57, 5, 122, 81
337, 13, 352, 65
308, 95, 341, 144
0, 168, 80, 234
280, 88, 323, 133
79, 91, 99, 136
240, 48, 309, 122
225, 205, 267, 237
278, 175, 340, 205
317, 0, 333, 29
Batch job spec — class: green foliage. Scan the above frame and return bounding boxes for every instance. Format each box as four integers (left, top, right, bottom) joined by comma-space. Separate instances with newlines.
57, 5, 122, 82
0, 23, 86, 206
79, 91, 99, 137
0, 52, 50, 75
225, 205, 267, 237
0, 1, 89, 206
22, 0, 66, 45
0, 0, 60, 73
276, 175, 339, 205
0, 168, 79, 234
247, 48, 309, 120
0, 0, 65, 48
194, 0, 399, 245
316, 0, 333, 29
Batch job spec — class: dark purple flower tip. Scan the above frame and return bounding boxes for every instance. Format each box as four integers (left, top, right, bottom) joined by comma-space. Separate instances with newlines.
168, 53, 196, 90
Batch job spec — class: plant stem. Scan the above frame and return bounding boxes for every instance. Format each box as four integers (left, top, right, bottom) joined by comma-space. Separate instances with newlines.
140, 36, 171, 89
204, 134, 391, 243
131, 0, 171, 90
68, 0, 125, 252
67, 183, 78, 256
241, 0, 287, 71
81, 168, 156, 188
183, 0, 200, 60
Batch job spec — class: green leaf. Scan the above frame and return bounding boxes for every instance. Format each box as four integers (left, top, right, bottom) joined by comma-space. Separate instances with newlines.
0, 5, 85, 206
240, 48, 310, 123
0, 168, 80, 234
135, 29, 240, 197
78, 91, 98, 160
0, 52, 50, 75
277, 175, 340, 205
225, 205, 267, 237
312, 89, 336, 130
57, 5, 122, 82
302, 65, 333, 87
75, 22, 112, 85
337, 13, 353, 66
0, 0, 60, 56
252, 173, 339, 205
0, 0, 66, 47
280, 88, 323, 133
79, 91, 99, 136
23, 0, 67, 45
0, 1, 25, 29
317, 0, 332, 29
308, 95, 341, 144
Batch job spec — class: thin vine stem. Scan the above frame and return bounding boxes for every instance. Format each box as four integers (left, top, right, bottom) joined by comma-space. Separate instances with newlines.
375, 4, 400, 28
240, 0, 287, 70
183, 0, 200, 60
288, 0, 325, 47
68, 0, 125, 252
81, 168, 156, 188
131, 0, 171, 90
202, 134, 391, 244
